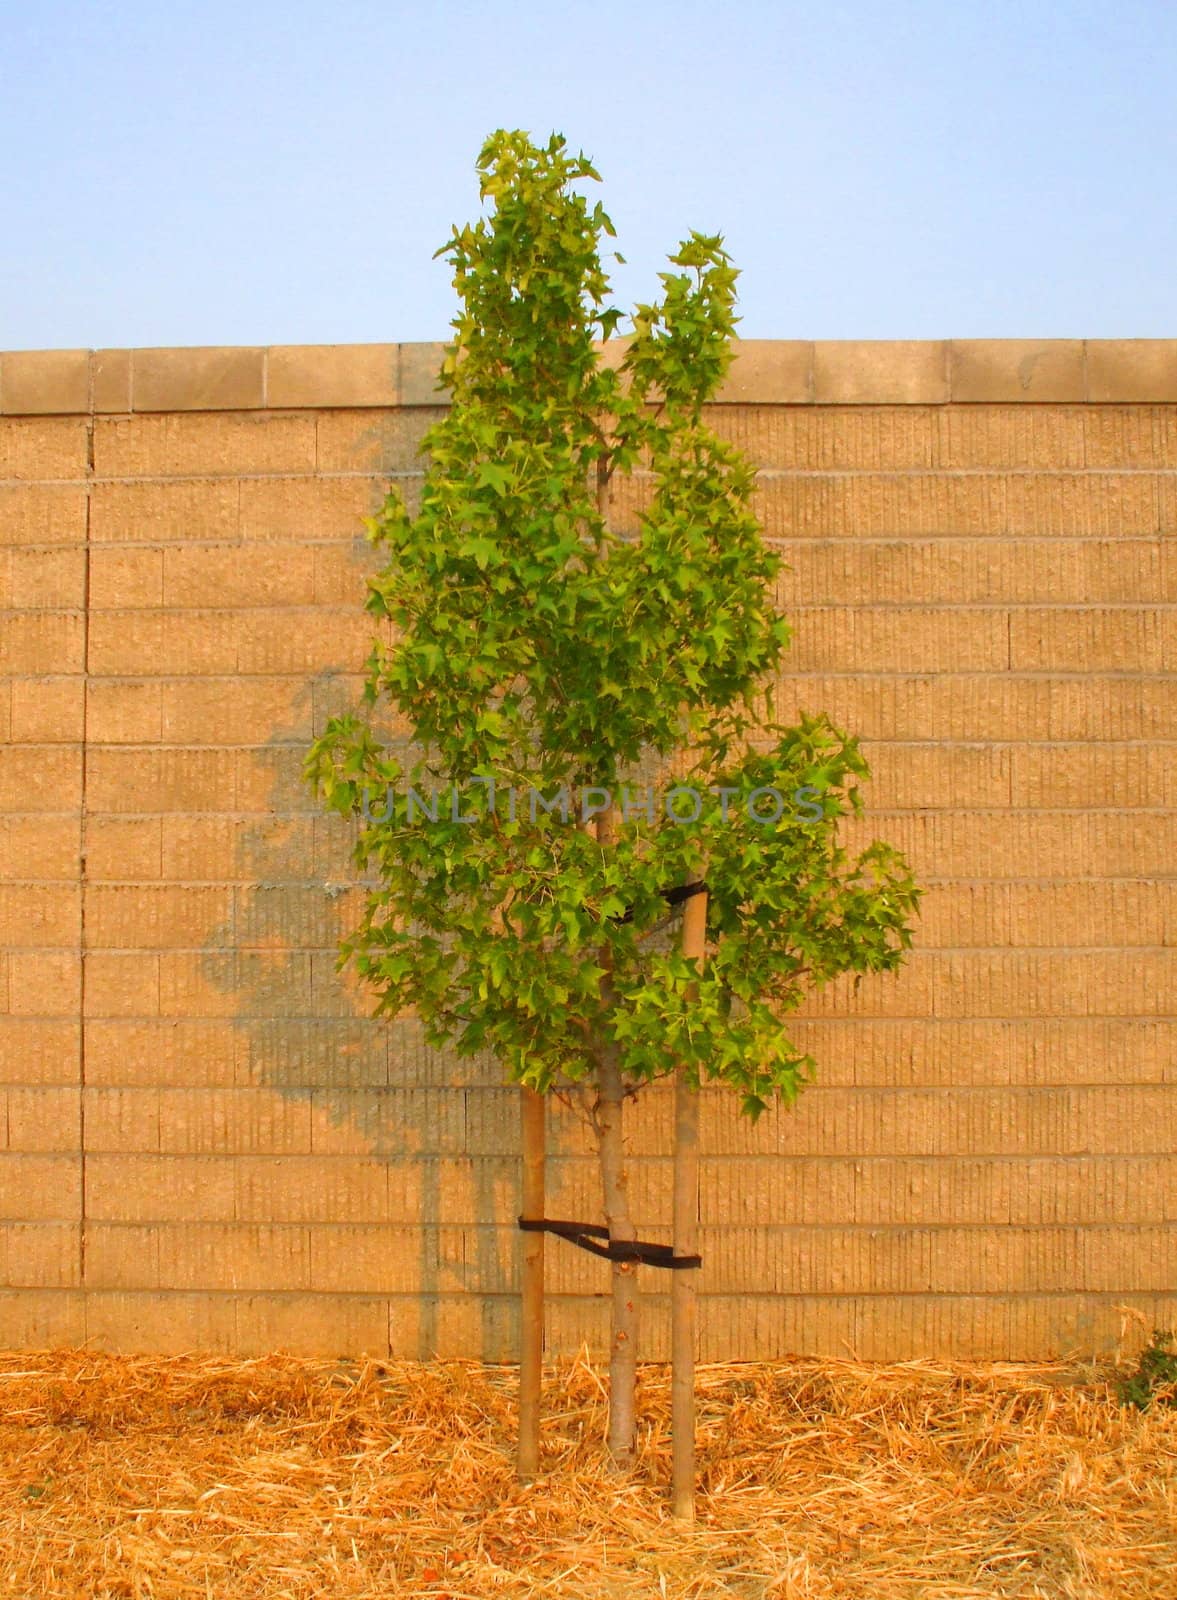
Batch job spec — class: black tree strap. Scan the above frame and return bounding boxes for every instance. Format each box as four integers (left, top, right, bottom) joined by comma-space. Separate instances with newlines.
610, 880, 709, 927
518, 1216, 701, 1270
663, 879, 708, 906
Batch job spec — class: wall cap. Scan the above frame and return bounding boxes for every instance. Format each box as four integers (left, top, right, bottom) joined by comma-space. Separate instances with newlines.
0, 339, 1175, 415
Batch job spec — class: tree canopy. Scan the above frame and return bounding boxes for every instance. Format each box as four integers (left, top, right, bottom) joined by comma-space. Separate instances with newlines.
305, 128, 920, 1120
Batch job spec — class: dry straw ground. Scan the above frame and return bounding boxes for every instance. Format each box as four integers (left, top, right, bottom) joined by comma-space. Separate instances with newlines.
0, 1345, 1173, 1598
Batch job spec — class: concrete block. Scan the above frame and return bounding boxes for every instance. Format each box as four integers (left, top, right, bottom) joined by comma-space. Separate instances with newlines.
92, 348, 131, 413
949, 340, 1085, 402
718, 340, 813, 402
814, 341, 949, 404
267, 344, 399, 409
131, 347, 265, 412
1086, 340, 1177, 402
0, 350, 89, 415
0, 416, 88, 478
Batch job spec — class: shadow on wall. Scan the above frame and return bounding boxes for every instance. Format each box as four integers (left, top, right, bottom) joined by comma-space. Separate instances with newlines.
197, 667, 552, 1362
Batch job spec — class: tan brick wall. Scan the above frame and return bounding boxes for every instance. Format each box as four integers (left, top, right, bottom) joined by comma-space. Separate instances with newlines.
1, 341, 1175, 1361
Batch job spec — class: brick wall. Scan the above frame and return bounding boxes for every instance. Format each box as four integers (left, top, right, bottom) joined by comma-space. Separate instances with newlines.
1, 339, 1174, 1361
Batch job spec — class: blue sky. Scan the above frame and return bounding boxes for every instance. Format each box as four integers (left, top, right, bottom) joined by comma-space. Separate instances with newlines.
2, 0, 1175, 349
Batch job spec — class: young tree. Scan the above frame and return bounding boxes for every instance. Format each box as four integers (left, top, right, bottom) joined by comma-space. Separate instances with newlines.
305, 129, 920, 1491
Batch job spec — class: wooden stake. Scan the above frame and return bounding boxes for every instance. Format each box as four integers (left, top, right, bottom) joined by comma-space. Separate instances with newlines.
518, 1083, 546, 1482
594, 802, 640, 1470
672, 878, 706, 1521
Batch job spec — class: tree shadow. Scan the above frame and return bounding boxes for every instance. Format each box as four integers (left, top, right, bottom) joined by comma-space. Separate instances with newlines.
197, 667, 546, 1361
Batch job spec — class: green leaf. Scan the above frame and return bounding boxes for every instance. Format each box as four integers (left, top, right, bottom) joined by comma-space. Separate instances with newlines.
477, 461, 514, 497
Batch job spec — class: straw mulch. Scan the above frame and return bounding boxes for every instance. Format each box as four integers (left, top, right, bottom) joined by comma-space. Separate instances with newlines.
1, 1346, 1173, 1598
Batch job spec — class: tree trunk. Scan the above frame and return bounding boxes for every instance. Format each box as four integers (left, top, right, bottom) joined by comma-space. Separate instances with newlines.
517, 1084, 546, 1482
596, 1050, 640, 1468
593, 802, 640, 1469
671, 877, 706, 1520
